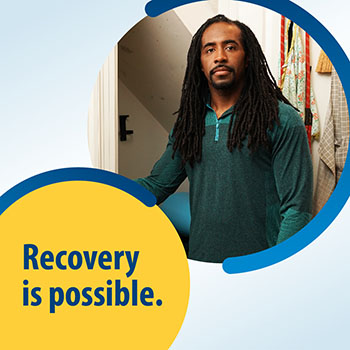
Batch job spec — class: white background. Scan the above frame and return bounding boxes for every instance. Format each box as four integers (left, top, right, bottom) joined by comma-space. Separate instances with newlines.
0, 1, 349, 349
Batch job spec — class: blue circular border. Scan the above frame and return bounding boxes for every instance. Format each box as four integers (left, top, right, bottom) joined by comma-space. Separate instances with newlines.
0, 167, 157, 216
145, 0, 350, 273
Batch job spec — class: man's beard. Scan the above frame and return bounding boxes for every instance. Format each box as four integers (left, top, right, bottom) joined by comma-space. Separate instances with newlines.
209, 65, 236, 90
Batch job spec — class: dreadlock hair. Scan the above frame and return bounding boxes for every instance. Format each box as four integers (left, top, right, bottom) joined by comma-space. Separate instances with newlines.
172, 14, 292, 166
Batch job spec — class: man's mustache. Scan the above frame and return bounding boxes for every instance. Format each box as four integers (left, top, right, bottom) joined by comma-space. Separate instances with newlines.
210, 65, 234, 76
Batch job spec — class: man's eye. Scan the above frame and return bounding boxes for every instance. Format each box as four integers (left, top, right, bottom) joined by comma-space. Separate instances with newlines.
206, 48, 215, 53
226, 45, 236, 51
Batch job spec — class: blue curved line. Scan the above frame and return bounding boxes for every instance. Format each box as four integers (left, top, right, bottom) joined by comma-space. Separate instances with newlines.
145, 0, 350, 273
145, 0, 206, 17
0, 168, 157, 215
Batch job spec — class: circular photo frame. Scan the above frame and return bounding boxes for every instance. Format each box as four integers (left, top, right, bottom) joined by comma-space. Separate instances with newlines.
145, 0, 350, 273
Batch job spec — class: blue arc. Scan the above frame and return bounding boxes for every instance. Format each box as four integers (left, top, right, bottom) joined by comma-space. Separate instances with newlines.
0, 168, 157, 216
145, 0, 350, 273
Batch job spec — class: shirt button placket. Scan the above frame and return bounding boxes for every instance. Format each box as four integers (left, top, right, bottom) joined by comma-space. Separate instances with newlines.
215, 119, 220, 142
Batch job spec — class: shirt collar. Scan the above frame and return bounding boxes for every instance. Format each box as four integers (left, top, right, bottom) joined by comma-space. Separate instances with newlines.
205, 102, 235, 119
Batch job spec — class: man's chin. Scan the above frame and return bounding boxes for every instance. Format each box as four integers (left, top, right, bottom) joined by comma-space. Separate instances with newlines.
211, 79, 235, 90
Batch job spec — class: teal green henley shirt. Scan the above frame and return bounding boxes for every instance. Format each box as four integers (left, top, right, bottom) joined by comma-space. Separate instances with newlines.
136, 101, 313, 263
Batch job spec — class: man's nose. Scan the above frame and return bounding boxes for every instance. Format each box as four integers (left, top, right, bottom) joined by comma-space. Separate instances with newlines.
214, 47, 227, 63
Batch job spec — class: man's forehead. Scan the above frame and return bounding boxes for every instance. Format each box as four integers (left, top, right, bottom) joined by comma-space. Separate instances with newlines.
201, 22, 242, 46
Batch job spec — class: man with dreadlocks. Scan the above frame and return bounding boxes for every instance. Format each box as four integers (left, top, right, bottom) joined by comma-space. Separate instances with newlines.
136, 15, 313, 263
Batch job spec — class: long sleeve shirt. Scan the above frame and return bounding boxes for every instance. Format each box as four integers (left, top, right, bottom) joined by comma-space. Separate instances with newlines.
136, 101, 313, 263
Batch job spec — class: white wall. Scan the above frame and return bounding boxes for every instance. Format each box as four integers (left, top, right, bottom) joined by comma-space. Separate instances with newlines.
118, 79, 168, 179
174, 1, 216, 34
118, 11, 192, 133
119, 79, 190, 193
118, 79, 190, 192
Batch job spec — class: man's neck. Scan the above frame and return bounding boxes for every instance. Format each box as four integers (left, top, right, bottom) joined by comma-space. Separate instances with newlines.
209, 87, 242, 119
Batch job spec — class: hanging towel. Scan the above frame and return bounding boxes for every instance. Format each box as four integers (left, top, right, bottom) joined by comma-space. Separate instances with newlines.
280, 19, 320, 140
314, 67, 349, 214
